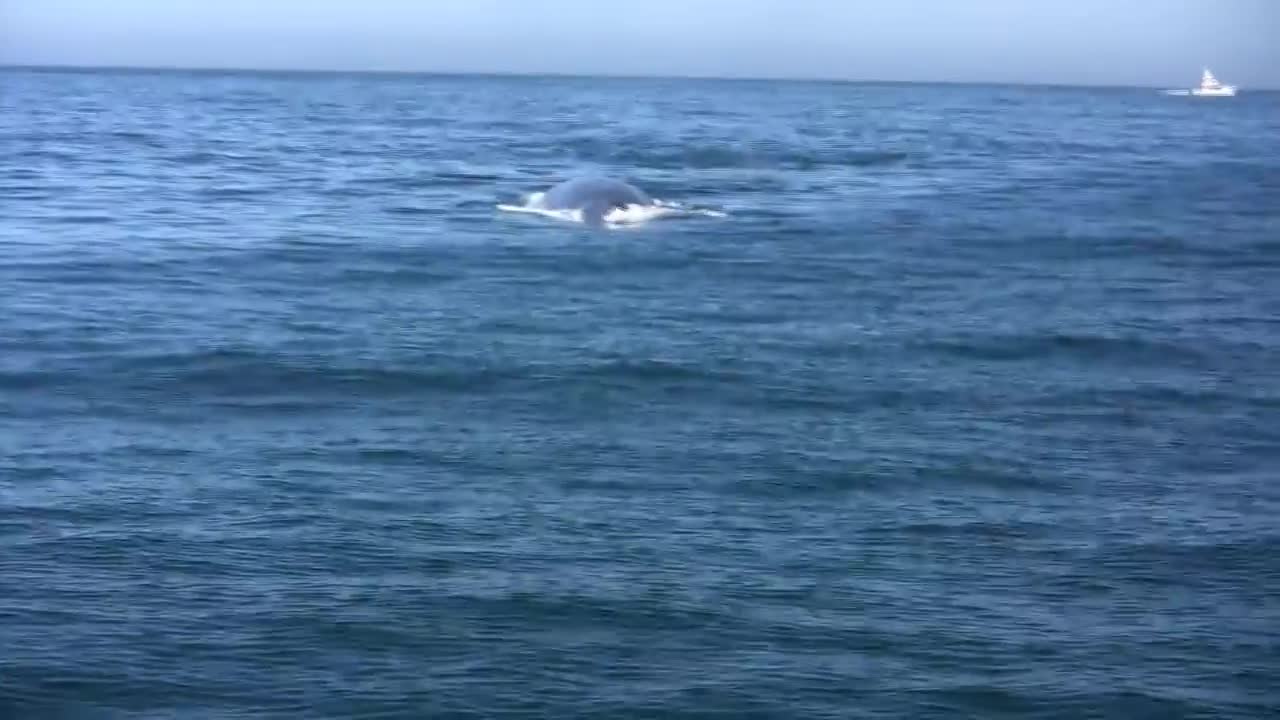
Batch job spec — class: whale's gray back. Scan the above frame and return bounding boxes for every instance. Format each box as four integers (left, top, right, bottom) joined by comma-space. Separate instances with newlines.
541, 177, 651, 222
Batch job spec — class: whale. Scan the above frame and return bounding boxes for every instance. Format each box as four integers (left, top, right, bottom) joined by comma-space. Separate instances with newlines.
533, 176, 652, 225
497, 175, 725, 226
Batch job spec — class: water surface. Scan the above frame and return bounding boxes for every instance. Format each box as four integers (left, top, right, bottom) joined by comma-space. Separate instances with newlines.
2, 67, 1278, 719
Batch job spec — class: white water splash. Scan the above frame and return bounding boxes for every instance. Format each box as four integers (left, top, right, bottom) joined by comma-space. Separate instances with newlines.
497, 192, 725, 228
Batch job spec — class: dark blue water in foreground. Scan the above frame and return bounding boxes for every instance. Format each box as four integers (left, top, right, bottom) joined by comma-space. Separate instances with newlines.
2, 67, 1278, 719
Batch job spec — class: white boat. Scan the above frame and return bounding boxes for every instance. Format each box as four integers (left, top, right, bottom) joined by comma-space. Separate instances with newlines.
1190, 68, 1237, 97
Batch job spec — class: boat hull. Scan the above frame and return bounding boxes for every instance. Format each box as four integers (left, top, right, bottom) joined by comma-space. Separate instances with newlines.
1191, 87, 1237, 97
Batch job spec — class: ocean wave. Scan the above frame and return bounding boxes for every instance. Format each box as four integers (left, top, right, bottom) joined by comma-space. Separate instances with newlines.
0, 350, 757, 407
0, 349, 517, 398
1033, 384, 1280, 412
564, 138, 910, 171
577, 357, 744, 385
919, 331, 1212, 366
133, 350, 521, 396
45, 214, 117, 225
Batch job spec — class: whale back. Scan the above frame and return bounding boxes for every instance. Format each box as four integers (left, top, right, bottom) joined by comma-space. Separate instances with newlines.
542, 177, 651, 223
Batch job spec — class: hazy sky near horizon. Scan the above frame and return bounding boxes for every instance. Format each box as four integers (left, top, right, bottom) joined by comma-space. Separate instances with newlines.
3, 0, 1278, 87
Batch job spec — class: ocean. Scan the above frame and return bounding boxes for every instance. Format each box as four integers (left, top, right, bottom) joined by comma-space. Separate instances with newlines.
1, 67, 1278, 719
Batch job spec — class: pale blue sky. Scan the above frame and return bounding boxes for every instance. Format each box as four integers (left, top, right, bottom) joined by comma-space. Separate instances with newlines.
3, 0, 1277, 87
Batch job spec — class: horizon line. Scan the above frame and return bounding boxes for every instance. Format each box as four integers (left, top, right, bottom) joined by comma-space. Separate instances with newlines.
3, 62, 1272, 92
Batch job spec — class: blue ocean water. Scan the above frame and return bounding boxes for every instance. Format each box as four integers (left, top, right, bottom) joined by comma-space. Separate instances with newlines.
2, 66, 1278, 718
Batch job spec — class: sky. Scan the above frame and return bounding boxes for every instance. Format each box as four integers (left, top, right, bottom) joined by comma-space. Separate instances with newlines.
2, 0, 1278, 88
